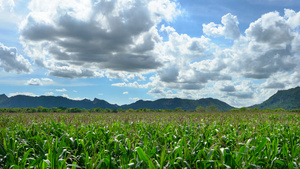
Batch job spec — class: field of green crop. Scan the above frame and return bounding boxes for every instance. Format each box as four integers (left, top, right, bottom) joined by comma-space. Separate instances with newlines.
1, 112, 300, 168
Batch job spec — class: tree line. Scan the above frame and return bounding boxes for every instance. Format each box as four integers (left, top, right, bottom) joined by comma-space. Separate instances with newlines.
0, 105, 298, 113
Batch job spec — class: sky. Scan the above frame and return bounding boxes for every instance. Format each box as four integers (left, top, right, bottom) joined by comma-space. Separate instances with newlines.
0, 0, 300, 107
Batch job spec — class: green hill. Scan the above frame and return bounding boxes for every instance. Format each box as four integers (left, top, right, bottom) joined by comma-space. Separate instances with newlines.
0, 94, 234, 111
251, 86, 300, 110
121, 98, 234, 111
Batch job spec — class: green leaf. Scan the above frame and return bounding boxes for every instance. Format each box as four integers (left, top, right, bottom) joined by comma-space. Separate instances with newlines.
255, 138, 268, 154
136, 147, 155, 169
67, 164, 82, 169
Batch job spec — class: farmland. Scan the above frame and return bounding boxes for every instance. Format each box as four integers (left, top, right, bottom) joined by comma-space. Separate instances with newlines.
1, 111, 300, 168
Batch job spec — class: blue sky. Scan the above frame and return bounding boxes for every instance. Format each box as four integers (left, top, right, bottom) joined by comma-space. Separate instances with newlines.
0, 0, 300, 107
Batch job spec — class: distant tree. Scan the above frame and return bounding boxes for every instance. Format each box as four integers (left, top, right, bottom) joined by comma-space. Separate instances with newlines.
127, 109, 134, 112
206, 105, 219, 112
95, 107, 103, 112
8, 108, 17, 113
174, 107, 184, 112
51, 107, 58, 112
196, 106, 205, 112
275, 108, 285, 112
239, 107, 247, 111
58, 107, 68, 112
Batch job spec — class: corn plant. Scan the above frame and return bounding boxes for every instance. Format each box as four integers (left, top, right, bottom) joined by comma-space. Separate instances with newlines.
0, 112, 300, 168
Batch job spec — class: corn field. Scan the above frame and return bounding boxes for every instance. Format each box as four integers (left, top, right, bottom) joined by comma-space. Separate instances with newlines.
0, 112, 300, 168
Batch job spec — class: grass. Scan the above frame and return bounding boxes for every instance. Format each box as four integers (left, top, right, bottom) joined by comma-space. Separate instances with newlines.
0, 111, 300, 168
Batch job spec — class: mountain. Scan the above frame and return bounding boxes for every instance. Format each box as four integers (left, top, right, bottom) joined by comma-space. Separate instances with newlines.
121, 98, 234, 111
0, 94, 234, 111
251, 86, 300, 110
0, 95, 118, 109
0, 94, 8, 103
2, 86, 298, 111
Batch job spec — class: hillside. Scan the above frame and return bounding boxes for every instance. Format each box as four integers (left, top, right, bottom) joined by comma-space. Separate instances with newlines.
251, 86, 300, 110
0, 95, 118, 109
0, 94, 234, 111
1, 86, 299, 111
121, 98, 234, 111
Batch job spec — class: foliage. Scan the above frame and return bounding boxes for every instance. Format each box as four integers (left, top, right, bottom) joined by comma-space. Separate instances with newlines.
251, 86, 300, 110
205, 105, 219, 112
1, 111, 300, 168
196, 106, 205, 112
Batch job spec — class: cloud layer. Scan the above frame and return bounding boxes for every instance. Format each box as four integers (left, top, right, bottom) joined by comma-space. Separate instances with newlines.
0, 43, 31, 73
20, 0, 180, 78
113, 9, 300, 107
8, 0, 300, 107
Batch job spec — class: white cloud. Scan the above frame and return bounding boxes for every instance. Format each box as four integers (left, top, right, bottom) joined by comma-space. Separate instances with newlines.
0, 43, 31, 73
26, 78, 53, 86
203, 13, 240, 39
112, 81, 150, 88
262, 70, 300, 89
62, 93, 87, 100
123, 91, 128, 95
0, 0, 15, 11
9, 92, 38, 97
113, 10, 300, 107
44, 92, 54, 96
227, 11, 299, 79
136, 73, 146, 81
26, 78, 41, 86
245, 11, 293, 47
56, 88, 67, 92
62, 94, 88, 100
284, 9, 300, 29
11, 1, 300, 108
19, 0, 181, 78
129, 97, 140, 102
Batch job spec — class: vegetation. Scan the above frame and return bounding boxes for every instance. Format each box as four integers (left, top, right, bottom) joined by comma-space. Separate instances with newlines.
1, 111, 300, 168
0, 94, 234, 111
251, 86, 300, 110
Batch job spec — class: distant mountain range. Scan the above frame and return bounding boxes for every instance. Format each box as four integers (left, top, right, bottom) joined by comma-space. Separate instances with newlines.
121, 98, 234, 111
0, 94, 233, 111
0, 86, 299, 110
250, 86, 300, 110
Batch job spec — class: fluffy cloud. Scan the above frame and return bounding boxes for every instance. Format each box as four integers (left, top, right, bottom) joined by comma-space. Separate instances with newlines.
113, 10, 300, 107
245, 11, 294, 47
228, 11, 300, 79
203, 13, 240, 39
26, 78, 41, 86
16, 1, 300, 107
56, 88, 67, 92
0, 0, 15, 11
44, 92, 54, 96
0, 43, 31, 73
26, 78, 53, 86
9, 92, 38, 97
151, 26, 229, 91
61, 94, 86, 100
19, 0, 180, 78
262, 70, 300, 89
